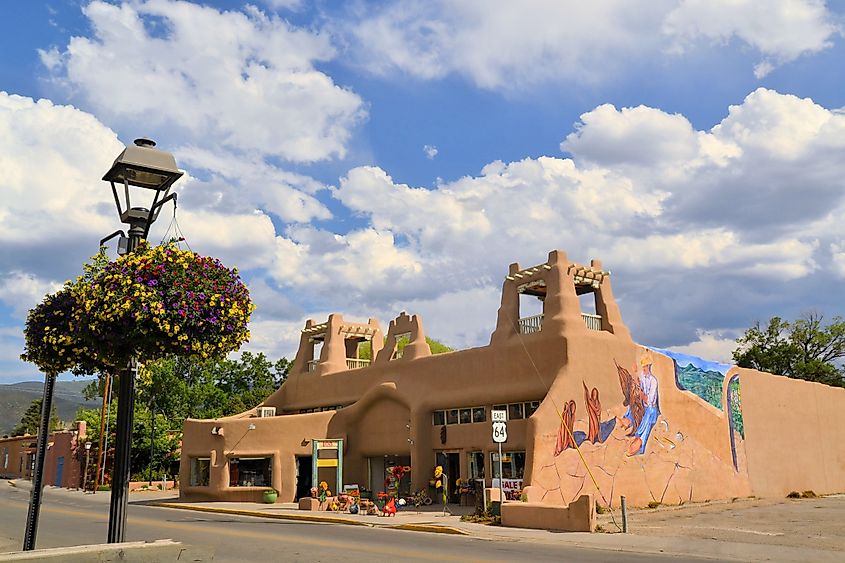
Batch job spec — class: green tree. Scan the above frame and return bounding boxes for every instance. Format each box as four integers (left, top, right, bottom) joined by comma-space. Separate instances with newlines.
12, 399, 61, 436
358, 336, 455, 360
733, 312, 845, 388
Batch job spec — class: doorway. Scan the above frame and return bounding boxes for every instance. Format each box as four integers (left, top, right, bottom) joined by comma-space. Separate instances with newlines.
295, 456, 312, 501
435, 452, 460, 503
55, 456, 64, 487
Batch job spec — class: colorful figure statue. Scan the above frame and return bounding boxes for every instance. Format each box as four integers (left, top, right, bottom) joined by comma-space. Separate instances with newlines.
583, 382, 601, 444
381, 497, 397, 516
625, 350, 660, 456
554, 399, 577, 456
318, 480, 331, 503
434, 465, 450, 514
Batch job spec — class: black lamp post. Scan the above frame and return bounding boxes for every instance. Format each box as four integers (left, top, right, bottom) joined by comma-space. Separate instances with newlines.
101, 138, 182, 544
22, 375, 57, 551
83, 441, 92, 491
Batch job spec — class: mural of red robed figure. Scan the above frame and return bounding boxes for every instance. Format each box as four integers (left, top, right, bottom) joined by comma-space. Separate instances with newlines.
554, 400, 577, 456
583, 382, 601, 444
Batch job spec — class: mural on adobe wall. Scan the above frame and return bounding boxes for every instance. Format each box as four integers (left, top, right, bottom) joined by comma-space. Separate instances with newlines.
653, 348, 745, 471
533, 347, 750, 507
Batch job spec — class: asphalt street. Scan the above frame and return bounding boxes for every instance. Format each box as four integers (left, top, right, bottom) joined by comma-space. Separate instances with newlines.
0, 482, 715, 562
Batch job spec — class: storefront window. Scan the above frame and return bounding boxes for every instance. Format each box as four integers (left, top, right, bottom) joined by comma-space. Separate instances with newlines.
524, 401, 539, 418
508, 403, 524, 420
229, 457, 272, 487
433, 406, 488, 425
190, 457, 210, 486
468, 451, 485, 482
490, 451, 526, 479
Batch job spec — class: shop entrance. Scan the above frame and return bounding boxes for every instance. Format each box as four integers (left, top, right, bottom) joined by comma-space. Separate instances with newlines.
367, 455, 411, 498
435, 451, 460, 503
295, 456, 312, 501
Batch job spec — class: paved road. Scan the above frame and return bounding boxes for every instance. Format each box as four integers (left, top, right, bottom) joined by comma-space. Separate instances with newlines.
0, 483, 711, 562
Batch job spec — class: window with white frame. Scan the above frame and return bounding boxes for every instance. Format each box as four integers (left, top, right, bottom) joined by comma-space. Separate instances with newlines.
492, 401, 541, 420
432, 406, 487, 425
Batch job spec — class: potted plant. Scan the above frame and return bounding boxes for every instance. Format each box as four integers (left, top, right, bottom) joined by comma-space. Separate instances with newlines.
263, 487, 278, 504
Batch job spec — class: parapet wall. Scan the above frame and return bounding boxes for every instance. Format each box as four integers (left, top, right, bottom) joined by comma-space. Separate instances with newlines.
740, 368, 845, 497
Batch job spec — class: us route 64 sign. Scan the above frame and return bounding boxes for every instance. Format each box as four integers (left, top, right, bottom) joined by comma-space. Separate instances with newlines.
492, 410, 507, 443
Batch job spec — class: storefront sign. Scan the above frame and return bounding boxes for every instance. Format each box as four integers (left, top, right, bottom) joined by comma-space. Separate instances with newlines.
316, 440, 339, 449
492, 478, 523, 500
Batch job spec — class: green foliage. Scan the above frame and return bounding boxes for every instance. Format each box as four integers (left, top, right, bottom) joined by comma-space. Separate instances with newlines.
77, 351, 289, 478
12, 399, 62, 436
733, 313, 845, 388
727, 378, 744, 438
426, 337, 455, 355
136, 351, 290, 421
358, 336, 454, 360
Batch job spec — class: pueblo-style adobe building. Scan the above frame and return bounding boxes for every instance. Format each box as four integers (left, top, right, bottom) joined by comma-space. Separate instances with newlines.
179, 249, 845, 512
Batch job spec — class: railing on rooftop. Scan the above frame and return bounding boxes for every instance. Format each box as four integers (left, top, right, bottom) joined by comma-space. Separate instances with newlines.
517, 313, 603, 334
518, 314, 544, 334
307, 358, 371, 372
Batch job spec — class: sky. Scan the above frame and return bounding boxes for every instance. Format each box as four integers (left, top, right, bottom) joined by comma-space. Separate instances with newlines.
1, 0, 844, 383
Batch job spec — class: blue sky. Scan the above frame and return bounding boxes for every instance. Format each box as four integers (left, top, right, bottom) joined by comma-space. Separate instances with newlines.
1, 1, 844, 383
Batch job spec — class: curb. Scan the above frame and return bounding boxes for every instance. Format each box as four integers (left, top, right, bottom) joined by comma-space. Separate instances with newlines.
153, 502, 371, 527
152, 502, 470, 536
389, 523, 468, 535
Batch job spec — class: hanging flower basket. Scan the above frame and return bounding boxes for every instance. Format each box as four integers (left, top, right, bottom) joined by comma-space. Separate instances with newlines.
21, 242, 254, 373
20, 287, 93, 375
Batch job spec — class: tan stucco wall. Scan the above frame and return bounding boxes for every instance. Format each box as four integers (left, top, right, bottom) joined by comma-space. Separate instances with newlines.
740, 368, 845, 497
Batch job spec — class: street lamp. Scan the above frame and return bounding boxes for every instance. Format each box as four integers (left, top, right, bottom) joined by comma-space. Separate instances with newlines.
101, 138, 182, 544
83, 442, 92, 492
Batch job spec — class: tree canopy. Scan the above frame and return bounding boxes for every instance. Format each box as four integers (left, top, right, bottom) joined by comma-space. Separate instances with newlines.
78, 351, 290, 478
732, 312, 845, 388
13, 399, 62, 436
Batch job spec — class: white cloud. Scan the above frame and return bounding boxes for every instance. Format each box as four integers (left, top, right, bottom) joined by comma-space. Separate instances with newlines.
0, 92, 123, 273
341, 0, 840, 88
423, 144, 438, 159
663, 0, 840, 76
286, 88, 845, 350
665, 330, 740, 364
0, 272, 63, 320
44, 0, 366, 163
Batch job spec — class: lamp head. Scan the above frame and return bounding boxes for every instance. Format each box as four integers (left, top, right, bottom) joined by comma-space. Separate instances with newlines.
103, 138, 183, 228
102, 138, 182, 191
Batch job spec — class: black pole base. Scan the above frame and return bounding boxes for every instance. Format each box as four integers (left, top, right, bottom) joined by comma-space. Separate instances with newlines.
107, 359, 137, 543
22, 373, 57, 551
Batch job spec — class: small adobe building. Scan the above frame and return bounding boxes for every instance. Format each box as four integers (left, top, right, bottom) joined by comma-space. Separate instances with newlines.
179, 249, 845, 508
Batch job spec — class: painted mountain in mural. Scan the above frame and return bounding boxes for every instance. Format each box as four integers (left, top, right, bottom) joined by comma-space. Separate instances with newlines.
675, 362, 726, 409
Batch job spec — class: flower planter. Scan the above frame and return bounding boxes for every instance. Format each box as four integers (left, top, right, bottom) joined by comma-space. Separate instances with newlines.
263, 490, 278, 504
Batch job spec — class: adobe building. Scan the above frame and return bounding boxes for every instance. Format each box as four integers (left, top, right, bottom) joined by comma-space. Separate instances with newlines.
179, 249, 845, 513
0, 421, 87, 489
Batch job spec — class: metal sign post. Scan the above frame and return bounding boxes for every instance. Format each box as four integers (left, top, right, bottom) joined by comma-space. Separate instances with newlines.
491, 410, 507, 508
